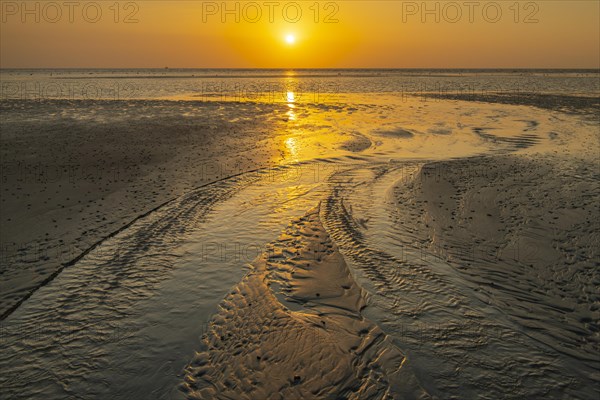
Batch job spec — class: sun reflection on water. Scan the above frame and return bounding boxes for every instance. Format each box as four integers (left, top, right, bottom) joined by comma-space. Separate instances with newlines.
286, 91, 295, 103
286, 90, 297, 121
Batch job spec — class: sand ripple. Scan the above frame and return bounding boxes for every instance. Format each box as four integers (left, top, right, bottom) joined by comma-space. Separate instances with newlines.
181, 205, 430, 399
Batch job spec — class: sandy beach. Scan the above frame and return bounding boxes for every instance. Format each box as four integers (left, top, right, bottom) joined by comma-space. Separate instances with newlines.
0, 70, 599, 399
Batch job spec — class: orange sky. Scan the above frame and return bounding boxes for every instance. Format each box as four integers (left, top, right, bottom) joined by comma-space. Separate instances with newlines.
1, 1, 598, 68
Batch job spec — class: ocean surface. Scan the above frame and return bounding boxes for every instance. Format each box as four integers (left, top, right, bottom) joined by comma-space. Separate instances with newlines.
1, 68, 599, 101
0, 69, 599, 399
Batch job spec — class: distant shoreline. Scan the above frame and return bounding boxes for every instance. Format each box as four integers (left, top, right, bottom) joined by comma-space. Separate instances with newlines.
2, 67, 599, 73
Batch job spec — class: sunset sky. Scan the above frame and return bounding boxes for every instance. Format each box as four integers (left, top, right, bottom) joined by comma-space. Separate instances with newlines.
1, 1, 599, 68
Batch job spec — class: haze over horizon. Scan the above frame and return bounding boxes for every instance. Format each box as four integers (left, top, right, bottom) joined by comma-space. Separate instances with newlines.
1, 1, 599, 69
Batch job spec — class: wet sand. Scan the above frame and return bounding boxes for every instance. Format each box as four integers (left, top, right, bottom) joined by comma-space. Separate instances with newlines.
0, 93, 598, 399
0, 99, 285, 318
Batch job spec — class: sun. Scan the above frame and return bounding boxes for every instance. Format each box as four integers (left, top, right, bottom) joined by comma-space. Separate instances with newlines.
285, 34, 296, 45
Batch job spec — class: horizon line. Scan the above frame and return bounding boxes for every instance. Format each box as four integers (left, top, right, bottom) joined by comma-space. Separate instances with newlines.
1, 67, 599, 71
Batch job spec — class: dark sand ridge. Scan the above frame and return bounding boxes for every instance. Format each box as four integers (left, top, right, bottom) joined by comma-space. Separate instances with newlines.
410, 155, 599, 352
387, 155, 599, 397
181, 204, 430, 399
419, 92, 600, 116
